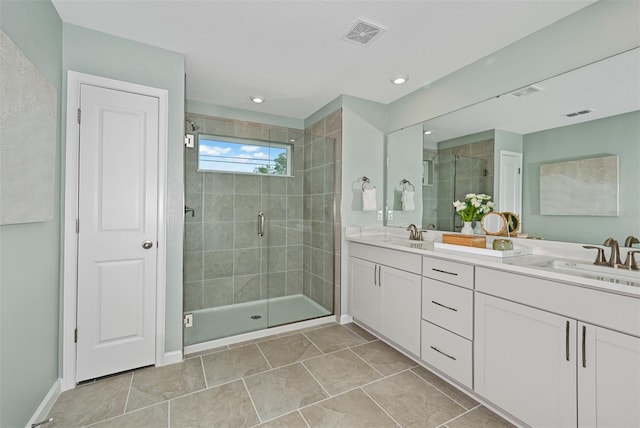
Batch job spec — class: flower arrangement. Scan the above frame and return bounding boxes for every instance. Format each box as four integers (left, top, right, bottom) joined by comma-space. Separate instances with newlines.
453, 193, 495, 222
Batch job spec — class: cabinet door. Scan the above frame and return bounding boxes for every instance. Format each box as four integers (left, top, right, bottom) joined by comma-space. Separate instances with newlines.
349, 257, 379, 329
578, 322, 640, 428
379, 265, 421, 355
475, 293, 577, 428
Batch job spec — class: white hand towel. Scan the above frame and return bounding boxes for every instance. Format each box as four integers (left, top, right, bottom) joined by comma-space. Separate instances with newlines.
402, 190, 415, 211
362, 188, 377, 211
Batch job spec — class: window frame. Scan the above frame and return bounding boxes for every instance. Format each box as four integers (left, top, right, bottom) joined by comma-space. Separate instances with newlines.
197, 134, 293, 177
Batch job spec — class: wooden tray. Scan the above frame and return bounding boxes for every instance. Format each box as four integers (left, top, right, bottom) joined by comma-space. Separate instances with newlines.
442, 233, 486, 248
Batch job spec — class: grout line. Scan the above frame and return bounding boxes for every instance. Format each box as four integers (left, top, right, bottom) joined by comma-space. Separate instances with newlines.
300, 330, 325, 354
360, 387, 404, 427
300, 361, 331, 398
435, 404, 480, 428
200, 356, 209, 389
297, 409, 312, 428
255, 342, 274, 370
346, 346, 386, 378
410, 367, 477, 411
123, 372, 134, 414
242, 378, 263, 425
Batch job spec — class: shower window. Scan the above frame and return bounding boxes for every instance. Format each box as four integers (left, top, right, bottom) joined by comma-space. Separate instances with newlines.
198, 134, 292, 176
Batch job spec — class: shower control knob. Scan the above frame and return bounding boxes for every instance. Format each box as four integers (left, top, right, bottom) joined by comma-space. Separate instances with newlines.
142, 240, 153, 249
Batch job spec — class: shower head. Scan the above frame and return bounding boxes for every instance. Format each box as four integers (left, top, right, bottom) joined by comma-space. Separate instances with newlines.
185, 118, 200, 132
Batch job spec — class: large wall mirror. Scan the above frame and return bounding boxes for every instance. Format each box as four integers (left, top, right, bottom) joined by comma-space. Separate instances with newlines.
385, 47, 640, 246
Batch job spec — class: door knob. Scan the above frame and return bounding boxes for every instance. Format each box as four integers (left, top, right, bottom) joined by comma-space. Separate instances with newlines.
142, 240, 153, 249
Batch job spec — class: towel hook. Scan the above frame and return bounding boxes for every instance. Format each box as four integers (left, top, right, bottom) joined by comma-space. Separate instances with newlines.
361, 176, 375, 191
400, 179, 415, 192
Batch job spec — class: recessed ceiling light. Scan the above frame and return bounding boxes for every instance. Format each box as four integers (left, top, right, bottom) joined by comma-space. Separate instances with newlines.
289, 139, 296, 142
250, 96, 264, 104
424, 130, 432, 135
391, 75, 409, 85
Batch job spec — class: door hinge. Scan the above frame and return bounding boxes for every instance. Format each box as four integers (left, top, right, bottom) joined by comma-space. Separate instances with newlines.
74, 328, 78, 343
76, 219, 80, 233
517, 167, 521, 174
77, 108, 81, 124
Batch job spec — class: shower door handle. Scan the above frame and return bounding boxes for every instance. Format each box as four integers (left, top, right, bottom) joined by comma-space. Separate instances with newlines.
257, 212, 265, 237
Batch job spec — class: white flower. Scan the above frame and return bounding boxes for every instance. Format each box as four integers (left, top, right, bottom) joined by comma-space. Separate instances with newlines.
465, 193, 477, 199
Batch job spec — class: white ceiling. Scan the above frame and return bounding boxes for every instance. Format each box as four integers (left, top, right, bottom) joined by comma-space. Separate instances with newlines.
422, 47, 640, 146
51, 0, 595, 119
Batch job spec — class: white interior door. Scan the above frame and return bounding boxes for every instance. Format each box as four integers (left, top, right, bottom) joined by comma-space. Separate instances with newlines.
76, 84, 159, 382
498, 151, 522, 215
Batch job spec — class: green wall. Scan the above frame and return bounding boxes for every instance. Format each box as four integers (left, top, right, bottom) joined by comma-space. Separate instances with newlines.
62, 24, 186, 353
0, 1, 62, 426
188, 99, 303, 129
522, 111, 640, 244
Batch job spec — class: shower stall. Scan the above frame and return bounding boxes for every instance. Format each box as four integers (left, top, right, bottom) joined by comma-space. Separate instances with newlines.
423, 140, 494, 231
182, 114, 339, 348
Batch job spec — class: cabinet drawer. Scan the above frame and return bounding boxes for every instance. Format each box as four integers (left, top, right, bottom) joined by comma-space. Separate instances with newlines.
421, 321, 472, 388
423, 257, 474, 289
422, 278, 473, 340
350, 243, 422, 274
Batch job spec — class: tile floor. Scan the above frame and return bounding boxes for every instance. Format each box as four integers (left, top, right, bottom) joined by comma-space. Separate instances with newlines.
46, 323, 515, 428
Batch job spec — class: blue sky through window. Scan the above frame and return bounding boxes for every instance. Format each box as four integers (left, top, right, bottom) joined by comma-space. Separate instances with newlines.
198, 137, 288, 174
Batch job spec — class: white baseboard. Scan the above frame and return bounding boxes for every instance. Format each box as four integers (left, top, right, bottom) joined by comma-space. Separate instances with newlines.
339, 314, 353, 324
163, 350, 183, 366
26, 378, 61, 428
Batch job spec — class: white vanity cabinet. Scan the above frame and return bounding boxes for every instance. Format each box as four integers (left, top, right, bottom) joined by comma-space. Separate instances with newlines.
475, 267, 640, 428
578, 323, 640, 427
349, 243, 422, 355
420, 257, 474, 388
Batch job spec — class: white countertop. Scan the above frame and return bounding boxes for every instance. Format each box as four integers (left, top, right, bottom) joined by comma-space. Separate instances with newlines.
346, 227, 640, 298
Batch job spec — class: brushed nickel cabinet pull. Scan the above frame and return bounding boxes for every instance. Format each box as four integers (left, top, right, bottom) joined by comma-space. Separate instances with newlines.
378, 265, 382, 286
565, 320, 570, 361
430, 346, 457, 361
373, 265, 377, 286
582, 325, 587, 368
432, 268, 458, 276
431, 300, 458, 312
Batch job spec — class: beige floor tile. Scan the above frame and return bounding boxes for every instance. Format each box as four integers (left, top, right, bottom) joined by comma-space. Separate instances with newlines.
301, 389, 397, 427
350, 340, 417, 376
412, 366, 478, 410
47, 373, 131, 427
169, 380, 259, 428
228, 333, 281, 348
343, 322, 378, 341
303, 349, 382, 395
184, 345, 229, 358
201, 344, 270, 387
258, 411, 308, 428
303, 324, 364, 353
90, 402, 168, 428
364, 371, 466, 428
126, 358, 206, 412
257, 333, 323, 368
446, 406, 515, 428
245, 363, 328, 421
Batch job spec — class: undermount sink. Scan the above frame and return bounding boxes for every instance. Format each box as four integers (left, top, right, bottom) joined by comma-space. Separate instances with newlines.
530, 259, 640, 286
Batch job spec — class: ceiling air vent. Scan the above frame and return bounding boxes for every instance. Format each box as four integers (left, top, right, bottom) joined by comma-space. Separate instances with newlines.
509, 85, 544, 98
565, 108, 594, 118
343, 19, 385, 46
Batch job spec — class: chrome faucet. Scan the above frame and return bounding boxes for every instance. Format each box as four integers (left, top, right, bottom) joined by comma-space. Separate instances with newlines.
603, 238, 621, 267
624, 235, 639, 247
406, 224, 422, 241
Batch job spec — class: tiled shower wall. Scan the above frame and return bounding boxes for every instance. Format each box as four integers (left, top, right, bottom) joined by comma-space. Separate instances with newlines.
436, 139, 494, 231
183, 114, 306, 312
183, 111, 342, 315
303, 110, 342, 313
